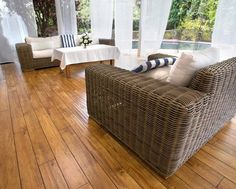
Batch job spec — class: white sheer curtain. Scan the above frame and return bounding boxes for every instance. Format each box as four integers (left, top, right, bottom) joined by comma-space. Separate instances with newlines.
90, 0, 113, 39
139, 0, 172, 56
212, 0, 236, 45
115, 0, 134, 52
0, 0, 35, 63
5, 0, 37, 36
55, 0, 77, 35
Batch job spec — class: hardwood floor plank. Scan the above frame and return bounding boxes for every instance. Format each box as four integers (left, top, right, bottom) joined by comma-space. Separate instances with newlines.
175, 165, 215, 188
215, 132, 236, 148
15, 131, 45, 189
203, 144, 236, 170
8, 67, 54, 165
25, 125, 55, 165
30, 76, 118, 189
194, 150, 236, 182
23, 89, 88, 189
212, 138, 236, 157
60, 127, 118, 189
10, 66, 88, 188
186, 156, 223, 187
217, 178, 236, 189
8, 88, 27, 133
39, 160, 69, 189
0, 81, 9, 111
0, 111, 21, 189
79, 183, 93, 189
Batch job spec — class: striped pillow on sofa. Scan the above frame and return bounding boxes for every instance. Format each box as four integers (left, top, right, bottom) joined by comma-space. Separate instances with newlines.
61, 34, 76, 48
132, 57, 177, 73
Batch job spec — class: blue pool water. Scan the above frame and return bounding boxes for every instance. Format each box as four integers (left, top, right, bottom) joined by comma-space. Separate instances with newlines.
132, 40, 211, 50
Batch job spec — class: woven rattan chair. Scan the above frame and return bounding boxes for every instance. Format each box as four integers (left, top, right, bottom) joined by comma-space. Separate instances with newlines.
15, 43, 60, 71
15, 38, 115, 71
85, 54, 236, 178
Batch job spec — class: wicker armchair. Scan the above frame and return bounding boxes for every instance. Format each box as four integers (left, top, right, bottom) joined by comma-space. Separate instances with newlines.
85, 55, 236, 178
15, 38, 115, 71
15, 43, 60, 71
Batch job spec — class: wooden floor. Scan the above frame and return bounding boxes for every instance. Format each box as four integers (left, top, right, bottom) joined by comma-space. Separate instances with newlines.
1, 63, 236, 189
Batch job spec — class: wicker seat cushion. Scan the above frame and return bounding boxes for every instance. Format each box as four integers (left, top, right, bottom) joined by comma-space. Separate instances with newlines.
33, 49, 53, 58
142, 66, 171, 81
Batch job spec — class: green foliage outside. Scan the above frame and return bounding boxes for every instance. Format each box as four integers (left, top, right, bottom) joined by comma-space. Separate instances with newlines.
133, 0, 141, 31
75, 0, 90, 34
166, 0, 219, 42
33, 0, 58, 37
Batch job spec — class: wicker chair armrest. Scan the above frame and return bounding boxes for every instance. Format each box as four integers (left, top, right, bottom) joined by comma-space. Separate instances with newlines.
189, 57, 236, 94
99, 38, 115, 46
147, 53, 176, 61
15, 43, 33, 70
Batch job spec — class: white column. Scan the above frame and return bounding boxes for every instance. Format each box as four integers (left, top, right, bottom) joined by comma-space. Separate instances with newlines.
139, 0, 172, 56
90, 0, 113, 39
115, 0, 134, 52
212, 0, 236, 45
55, 0, 77, 35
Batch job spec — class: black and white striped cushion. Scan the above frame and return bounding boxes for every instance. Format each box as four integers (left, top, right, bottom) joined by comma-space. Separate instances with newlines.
132, 57, 177, 73
61, 34, 76, 48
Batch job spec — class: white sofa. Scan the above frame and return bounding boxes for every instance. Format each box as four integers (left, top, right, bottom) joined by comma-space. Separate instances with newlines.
15, 35, 112, 71
26, 35, 95, 59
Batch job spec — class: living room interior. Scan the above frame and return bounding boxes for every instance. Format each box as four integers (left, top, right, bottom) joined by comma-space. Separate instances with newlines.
0, 0, 236, 188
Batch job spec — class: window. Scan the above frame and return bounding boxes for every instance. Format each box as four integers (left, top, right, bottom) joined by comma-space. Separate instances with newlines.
132, 0, 141, 49
75, 0, 91, 34
164, 0, 219, 51
33, 0, 58, 37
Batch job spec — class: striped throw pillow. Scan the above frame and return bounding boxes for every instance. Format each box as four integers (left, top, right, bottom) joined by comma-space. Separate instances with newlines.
61, 34, 76, 48
132, 57, 177, 73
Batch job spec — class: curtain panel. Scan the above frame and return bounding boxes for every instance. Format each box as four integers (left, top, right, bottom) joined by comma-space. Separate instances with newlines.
212, 0, 236, 45
0, 0, 36, 63
139, 0, 172, 56
90, 0, 113, 39
115, 0, 134, 52
55, 0, 77, 35
4, 0, 37, 36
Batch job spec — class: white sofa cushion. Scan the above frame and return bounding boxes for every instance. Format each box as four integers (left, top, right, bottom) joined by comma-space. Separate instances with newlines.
167, 53, 194, 86
33, 49, 53, 59
26, 36, 62, 49
31, 41, 54, 51
51, 36, 62, 48
26, 36, 49, 44
167, 47, 220, 86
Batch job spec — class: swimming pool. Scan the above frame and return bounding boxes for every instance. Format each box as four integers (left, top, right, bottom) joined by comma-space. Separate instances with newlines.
132, 40, 211, 50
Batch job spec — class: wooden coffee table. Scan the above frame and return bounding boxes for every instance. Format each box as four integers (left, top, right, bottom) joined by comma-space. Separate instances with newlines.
52, 44, 120, 77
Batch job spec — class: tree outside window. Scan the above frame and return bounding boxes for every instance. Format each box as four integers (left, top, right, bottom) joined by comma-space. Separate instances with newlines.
33, 0, 58, 37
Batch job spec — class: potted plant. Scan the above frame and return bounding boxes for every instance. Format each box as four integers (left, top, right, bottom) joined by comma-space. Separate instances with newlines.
80, 33, 92, 48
